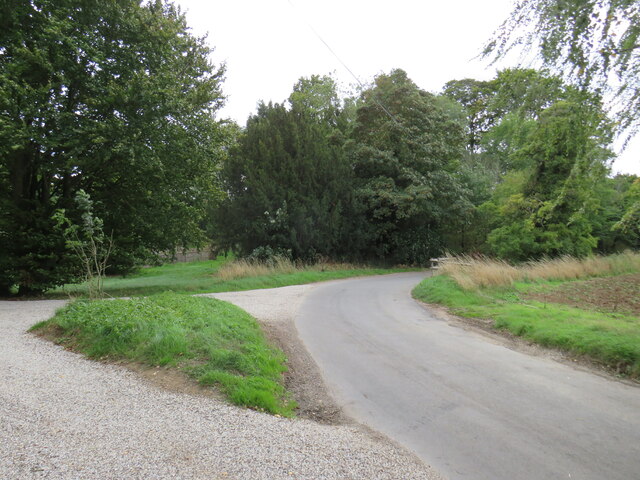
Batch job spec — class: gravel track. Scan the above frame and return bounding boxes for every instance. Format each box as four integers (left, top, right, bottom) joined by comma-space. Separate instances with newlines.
1, 292, 442, 480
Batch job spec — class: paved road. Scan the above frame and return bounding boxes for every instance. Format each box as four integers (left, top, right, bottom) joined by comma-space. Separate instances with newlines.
296, 272, 640, 480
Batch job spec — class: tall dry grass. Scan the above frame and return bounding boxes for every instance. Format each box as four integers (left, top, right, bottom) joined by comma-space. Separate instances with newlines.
439, 252, 640, 291
216, 257, 359, 281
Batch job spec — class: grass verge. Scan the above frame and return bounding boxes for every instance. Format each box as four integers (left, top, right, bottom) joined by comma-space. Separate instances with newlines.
31, 293, 297, 416
50, 257, 414, 298
413, 273, 640, 379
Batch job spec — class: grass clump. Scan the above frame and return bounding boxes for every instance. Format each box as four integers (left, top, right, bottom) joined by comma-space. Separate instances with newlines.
217, 257, 367, 281
413, 259, 640, 379
31, 293, 297, 416
439, 251, 640, 291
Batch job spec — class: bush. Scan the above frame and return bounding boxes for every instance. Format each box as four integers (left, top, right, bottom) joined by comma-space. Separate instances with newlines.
246, 246, 293, 264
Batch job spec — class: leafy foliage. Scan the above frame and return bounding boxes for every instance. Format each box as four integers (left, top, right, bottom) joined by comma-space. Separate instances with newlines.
443, 78, 496, 152
443, 68, 624, 260
0, 0, 225, 294
487, 100, 613, 259
613, 178, 640, 248
215, 70, 474, 265
53, 190, 113, 298
484, 0, 640, 137
215, 76, 356, 261
348, 69, 470, 263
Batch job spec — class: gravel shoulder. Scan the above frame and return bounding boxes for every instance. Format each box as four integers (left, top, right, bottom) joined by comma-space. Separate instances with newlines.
1, 290, 443, 480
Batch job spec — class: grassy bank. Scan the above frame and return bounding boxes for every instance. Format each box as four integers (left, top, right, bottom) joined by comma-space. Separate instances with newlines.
413, 254, 640, 378
51, 256, 413, 298
31, 293, 296, 416
39, 257, 415, 415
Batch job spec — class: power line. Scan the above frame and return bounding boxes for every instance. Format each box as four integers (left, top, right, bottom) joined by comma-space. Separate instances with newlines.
285, 0, 401, 126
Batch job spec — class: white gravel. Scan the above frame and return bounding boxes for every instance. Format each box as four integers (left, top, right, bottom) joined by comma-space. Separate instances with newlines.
0, 293, 443, 480
202, 284, 316, 324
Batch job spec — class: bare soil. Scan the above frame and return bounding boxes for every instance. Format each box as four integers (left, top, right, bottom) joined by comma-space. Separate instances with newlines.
525, 273, 640, 316
260, 319, 349, 425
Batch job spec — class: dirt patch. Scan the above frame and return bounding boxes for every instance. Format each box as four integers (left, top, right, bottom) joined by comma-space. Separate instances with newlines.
260, 319, 349, 425
119, 363, 225, 400
525, 273, 640, 316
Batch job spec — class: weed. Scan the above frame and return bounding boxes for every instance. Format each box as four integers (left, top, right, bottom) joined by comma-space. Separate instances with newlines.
217, 257, 366, 281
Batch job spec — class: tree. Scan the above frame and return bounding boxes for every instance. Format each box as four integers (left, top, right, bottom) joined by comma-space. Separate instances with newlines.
0, 0, 225, 294
442, 78, 495, 152
53, 190, 113, 299
487, 100, 614, 260
289, 74, 341, 124
347, 69, 471, 264
591, 174, 639, 252
484, 0, 640, 136
445, 69, 570, 174
613, 178, 640, 249
215, 76, 355, 260
442, 68, 621, 258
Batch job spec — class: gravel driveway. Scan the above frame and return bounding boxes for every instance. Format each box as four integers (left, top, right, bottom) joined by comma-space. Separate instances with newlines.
1, 292, 442, 480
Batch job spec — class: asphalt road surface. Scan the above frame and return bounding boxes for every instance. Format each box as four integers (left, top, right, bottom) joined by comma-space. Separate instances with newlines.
296, 272, 640, 480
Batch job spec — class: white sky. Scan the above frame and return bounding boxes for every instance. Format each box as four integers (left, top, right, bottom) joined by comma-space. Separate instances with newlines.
176, 0, 639, 175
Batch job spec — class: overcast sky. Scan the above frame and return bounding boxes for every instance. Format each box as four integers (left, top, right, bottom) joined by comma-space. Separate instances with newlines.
176, 0, 638, 175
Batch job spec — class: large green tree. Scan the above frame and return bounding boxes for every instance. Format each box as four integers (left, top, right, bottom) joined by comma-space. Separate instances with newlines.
613, 177, 640, 249
445, 69, 569, 175
215, 76, 355, 260
348, 69, 471, 263
487, 100, 614, 260
443, 68, 620, 258
0, 0, 225, 294
442, 78, 496, 153
592, 174, 640, 252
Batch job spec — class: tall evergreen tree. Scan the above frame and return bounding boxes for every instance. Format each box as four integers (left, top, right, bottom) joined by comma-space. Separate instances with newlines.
215, 76, 355, 260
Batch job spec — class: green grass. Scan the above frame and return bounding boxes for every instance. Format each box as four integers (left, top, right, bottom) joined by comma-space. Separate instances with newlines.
49, 257, 413, 298
39, 257, 414, 415
413, 275, 640, 378
31, 293, 297, 416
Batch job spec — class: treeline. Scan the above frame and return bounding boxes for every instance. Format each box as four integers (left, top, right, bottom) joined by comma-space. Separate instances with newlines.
442, 69, 639, 259
1, 1, 638, 295
213, 70, 469, 265
213, 69, 639, 265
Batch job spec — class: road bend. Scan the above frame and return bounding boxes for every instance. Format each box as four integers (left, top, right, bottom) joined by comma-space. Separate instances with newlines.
295, 272, 640, 480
